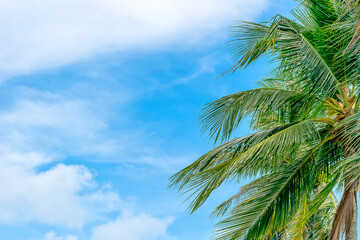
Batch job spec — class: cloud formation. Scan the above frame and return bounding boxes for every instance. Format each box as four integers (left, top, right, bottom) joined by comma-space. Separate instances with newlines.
91, 213, 174, 240
40, 212, 174, 240
42, 232, 78, 240
0, 0, 272, 238
0, 150, 121, 228
0, 89, 121, 228
0, 0, 268, 77
0, 86, 178, 230
0, 88, 114, 157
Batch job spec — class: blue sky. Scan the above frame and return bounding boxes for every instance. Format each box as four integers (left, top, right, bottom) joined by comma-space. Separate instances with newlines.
0, 1, 297, 239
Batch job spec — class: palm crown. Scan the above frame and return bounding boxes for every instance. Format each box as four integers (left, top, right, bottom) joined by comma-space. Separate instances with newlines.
170, 0, 360, 239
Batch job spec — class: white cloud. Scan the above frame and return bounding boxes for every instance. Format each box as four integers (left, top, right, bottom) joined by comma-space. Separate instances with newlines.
39, 212, 174, 240
42, 231, 78, 240
0, 154, 121, 228
0, 88, 117, 158
0, 90, 123, 228
0, 0, 268, 77
0, 0, 271, 236
0, 87, 193, 171
91, 213, 174, 240
0, 56, 217, 232
0, 87, 180, 229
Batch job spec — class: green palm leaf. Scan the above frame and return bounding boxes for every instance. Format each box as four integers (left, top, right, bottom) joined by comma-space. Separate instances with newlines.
171, 1, 360, 239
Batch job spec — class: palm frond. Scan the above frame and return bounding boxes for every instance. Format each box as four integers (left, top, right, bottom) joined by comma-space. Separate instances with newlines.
228, 14, 343, 97
171, 1, 360, 238
334, 112, 360, 152
211, 136, 336, 240
212, 146, 322, 240
199, 87, 310, 142
170, 120, 319, 213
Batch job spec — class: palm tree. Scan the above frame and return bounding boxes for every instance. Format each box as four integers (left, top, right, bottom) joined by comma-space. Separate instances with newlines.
170, 0, 360, 239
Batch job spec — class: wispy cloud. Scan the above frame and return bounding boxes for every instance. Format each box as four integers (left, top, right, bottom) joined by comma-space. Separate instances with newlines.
41, 232, 78, 240
0, 89, 122, 228
0, 153, 121, 228
0, 82, 185, 230
0, 86, 126, 159
0, 0, 268, 78
39, 212, 175, 240
91, 213, 175, 240
0, 0, 275, 239
0, 86, 193, 168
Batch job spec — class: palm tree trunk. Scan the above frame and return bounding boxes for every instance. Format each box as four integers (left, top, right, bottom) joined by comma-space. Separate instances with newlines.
346, 190, 357, 240
343, 146, 358, 240
330, 182, 358, 240
330, 147, 359, 240
345, 147, 359, 240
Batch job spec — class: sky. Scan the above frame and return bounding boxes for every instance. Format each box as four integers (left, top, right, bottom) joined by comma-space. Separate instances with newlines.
0, 1, 297, 240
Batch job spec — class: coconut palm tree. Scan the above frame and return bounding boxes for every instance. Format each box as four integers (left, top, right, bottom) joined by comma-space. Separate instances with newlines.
170, 0, 360, 239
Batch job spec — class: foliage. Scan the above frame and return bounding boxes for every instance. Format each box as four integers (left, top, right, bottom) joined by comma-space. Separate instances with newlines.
170, 1, 360, 239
